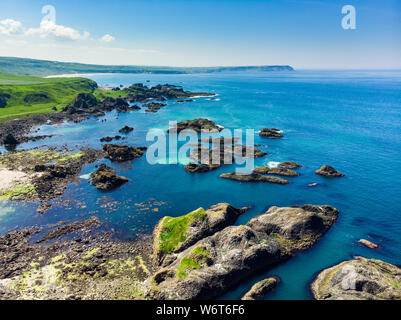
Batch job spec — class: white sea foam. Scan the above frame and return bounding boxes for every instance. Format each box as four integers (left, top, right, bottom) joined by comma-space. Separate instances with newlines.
267, 161, 280, 168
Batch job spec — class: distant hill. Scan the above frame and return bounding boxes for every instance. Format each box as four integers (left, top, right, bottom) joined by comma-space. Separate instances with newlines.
0, 56, 294, 77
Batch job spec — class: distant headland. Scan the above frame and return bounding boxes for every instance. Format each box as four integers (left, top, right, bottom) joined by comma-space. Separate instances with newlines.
0, 56, 294, 77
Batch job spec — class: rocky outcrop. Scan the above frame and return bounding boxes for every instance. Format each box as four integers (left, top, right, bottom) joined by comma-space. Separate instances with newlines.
90, 164, 130, 191
311, 257, 401, 300
184, 162, 218, 173
99, 135, 123, 143
147, 204, 339, 300
315, 165, 345, 177
103, 144, 147, 162
220, 172, 290, 184
241, 277, 280, 300
143, 102, 167, 112
358, 239, 380, 249
168, 118, 223, 134
118, 126, 134, 134
152, 203, 248, 267
2, 134, 19, 147
259, 128, 283, 139
253, 167, 300, 177
232, 145, 267, 158
279, 161, 302, 169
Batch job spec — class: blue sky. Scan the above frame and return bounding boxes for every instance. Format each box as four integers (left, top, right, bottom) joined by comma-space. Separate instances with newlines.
0, 0, 400, 69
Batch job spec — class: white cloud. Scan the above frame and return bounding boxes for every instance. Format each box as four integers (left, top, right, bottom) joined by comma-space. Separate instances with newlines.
0, 19, 24, 35
25, 20, 90, 41
100, 34, 115, 43
4, 39, 27, 46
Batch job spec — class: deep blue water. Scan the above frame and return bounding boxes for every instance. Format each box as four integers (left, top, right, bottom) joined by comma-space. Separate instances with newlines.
1, 70, 401, 299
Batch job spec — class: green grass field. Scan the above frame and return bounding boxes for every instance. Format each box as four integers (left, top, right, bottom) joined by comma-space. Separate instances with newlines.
0, 73, 99, 122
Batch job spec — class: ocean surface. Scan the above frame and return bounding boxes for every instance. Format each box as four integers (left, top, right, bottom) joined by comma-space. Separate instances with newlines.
1, 70, 401, 300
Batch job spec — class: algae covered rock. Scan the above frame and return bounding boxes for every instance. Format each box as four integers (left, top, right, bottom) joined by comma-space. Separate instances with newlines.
311, 257, 401, 300
279, 161, 302, 169
241, 276, 280, 300
259, 128, 283, 139
220, 172, 290, 184
146, 203, 339, 300
90, 164, 130, 191
103, 144, 147, 162
168, 118, 223, 134
315, 165, 344, 177
253, 167, 300, 177
152, 203, 247, 267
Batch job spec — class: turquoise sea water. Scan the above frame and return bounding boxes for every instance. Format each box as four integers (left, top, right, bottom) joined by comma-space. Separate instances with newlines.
1, 70, 401, 299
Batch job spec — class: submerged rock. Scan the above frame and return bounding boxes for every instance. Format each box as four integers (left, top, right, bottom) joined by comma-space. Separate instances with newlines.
241, 277, 280, 300
253, 167, 299, 177
311, 257, 401, 300
358, 239, 380, 249
315, 165, 345, 177
147, 204, 339, 300
278, 161, 302, 169
220, 172, 290, 184
307, 183, 319, 187
90, 164, 130, 191
168, 118, 223, 134
259, 128, 283, 139
103, 144, 147, 162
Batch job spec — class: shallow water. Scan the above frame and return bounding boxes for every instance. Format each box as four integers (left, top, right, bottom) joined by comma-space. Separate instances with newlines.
1, 70, 401, 300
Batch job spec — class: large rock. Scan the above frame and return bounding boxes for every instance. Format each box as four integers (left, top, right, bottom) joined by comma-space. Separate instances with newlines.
103, 144, 146, 162
118, 126, 134, 133
247, 205, 339, 252
220, 172, 290, 184
90, 164, 130, 190
152, 203, 248, 267
241, 276, 280, 300
279, 161, 302, 169
146, 204, 339, 300
253, 167, 300, 177
315, 165, 345, 177
311, 257, 401, 300
259, 128, 283, 139
168, 118, 223, 134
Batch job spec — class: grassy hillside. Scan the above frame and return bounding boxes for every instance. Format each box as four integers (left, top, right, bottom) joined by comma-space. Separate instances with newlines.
0, 73, 97, 122
0, 56, 294, 77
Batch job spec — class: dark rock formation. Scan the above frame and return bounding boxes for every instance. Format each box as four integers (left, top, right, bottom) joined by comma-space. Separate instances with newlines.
315, 165, 345, 177
168, 118, 223, 134
2, 133, 19, 146
99, 135, 123, 143
147, 204, 339, 300
278, 161, 302, 169
241, 277, 280, 300
90, 164, 130, 191
220, 172, 290, 184
103, 144, 146, 162
184, 162, 217, 173
259, 128, 283, 139
118, 126, 134, 134
311, 257, 401, 300
253, 167, 299, 177
232, 145, 267, 158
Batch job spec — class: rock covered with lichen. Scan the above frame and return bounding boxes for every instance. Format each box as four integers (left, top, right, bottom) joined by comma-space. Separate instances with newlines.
146, 204, 339, 300
311, 257, 401, 300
